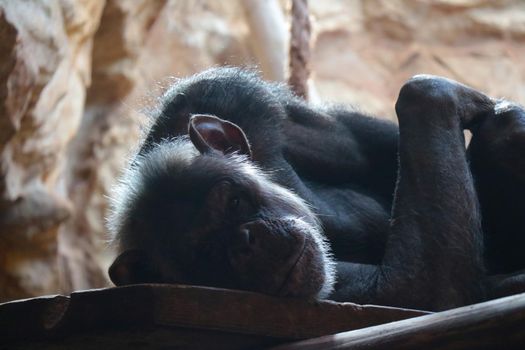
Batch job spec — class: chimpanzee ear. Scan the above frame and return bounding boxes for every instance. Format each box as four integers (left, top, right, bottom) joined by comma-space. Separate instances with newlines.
108, 249, 161, 286
188, 114, 252, 157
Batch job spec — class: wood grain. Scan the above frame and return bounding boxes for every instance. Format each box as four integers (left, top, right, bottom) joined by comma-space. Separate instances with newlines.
0, 284, 425, 348
270, 292, 525, 350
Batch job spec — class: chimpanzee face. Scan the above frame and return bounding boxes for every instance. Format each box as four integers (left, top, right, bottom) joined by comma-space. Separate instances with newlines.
108, 115, 335, 298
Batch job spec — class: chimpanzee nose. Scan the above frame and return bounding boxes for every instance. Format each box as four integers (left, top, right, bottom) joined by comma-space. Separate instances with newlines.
230, 225, 256, 257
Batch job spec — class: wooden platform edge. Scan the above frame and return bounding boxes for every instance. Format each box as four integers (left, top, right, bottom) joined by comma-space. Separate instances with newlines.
0, 284, 427, 343
269, 292, 525, 350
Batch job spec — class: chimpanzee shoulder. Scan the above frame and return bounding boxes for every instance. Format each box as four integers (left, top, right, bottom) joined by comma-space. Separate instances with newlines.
142, 67, 298, 154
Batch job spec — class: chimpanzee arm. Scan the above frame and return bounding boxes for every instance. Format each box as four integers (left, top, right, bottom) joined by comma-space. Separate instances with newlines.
468, 104, 525, 274
282, 101, 399, 199
332, 76, 494, 311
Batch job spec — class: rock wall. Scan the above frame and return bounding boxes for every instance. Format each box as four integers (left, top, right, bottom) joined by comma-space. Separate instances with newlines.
0, 0, 524, 301
0, 0, 105, 300
311, 0, 525, 119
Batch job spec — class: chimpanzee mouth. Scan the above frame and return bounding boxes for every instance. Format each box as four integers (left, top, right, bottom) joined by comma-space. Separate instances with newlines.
275, 239, 308, 297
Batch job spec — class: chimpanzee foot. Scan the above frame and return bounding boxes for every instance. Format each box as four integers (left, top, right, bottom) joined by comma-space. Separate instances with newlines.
470, 102, 525, 180
474, 99, 525, 139
396, 74, 496, 129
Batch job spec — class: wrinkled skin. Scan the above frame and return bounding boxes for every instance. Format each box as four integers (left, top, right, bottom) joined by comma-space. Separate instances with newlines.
108, 68, 525, 311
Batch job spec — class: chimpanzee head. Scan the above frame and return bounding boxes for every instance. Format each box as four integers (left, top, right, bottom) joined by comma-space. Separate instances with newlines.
108, 115, 335, 298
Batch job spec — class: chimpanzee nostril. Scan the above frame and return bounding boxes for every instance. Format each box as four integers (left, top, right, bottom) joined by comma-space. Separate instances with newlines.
238, 228, 251, 248
248, 230, 256, 245
230, 227, 254, 258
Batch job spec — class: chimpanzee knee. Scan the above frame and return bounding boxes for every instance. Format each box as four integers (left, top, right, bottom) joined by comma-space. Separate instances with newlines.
396, 75, 459, 123
395, 75, 495, 129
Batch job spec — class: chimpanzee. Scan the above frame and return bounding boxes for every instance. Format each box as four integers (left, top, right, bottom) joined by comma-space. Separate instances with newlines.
107, 67, 525, 311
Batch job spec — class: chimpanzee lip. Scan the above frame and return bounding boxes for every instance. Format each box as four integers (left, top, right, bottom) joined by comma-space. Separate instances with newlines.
275, 239, 308, 296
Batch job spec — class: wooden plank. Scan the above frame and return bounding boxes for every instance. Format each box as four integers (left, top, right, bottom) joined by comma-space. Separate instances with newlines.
3, 328, 275, 350
269, 292, 525, 350
150, 284, 425, 338
0, 284, 426, 346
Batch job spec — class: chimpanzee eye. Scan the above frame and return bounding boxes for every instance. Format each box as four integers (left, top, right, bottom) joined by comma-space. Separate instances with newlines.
229, 196, 240, 210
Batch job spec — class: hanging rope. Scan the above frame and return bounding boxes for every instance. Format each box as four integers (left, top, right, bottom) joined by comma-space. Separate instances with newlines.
288, 0, 311, 100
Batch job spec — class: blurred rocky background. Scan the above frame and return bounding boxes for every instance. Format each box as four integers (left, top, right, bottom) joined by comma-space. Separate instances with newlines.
0, 0, 524, 302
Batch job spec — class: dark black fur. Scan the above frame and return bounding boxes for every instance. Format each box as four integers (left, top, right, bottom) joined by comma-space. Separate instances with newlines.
109, 67, 525, 311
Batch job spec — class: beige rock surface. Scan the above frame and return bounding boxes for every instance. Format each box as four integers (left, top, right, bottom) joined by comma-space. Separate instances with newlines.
0, 0, 524, 301
0, 0, 105, 300
57, 0, 167, 296
311, 0, 525, 119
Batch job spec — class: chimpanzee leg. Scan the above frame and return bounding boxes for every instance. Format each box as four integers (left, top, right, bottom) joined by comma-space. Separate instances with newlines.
377, 75, 496, 310
468, 104, 525, 274
332, 76, 495, 310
